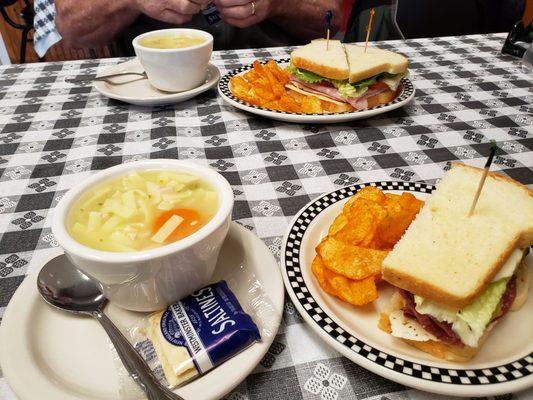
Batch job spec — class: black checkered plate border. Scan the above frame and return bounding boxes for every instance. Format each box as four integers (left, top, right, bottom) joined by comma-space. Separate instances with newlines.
281, 181, 533, 396
218, 58, 415, 123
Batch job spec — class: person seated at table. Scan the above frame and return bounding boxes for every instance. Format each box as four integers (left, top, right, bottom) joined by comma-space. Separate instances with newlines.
343, 0, 526, 43
55, 0, 343, 55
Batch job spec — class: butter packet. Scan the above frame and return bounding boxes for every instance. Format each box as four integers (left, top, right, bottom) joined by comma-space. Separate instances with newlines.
132, 281, 261, 388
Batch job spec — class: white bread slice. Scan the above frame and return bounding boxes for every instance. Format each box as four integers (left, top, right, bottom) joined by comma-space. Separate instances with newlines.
382, 163, 533, 308
290, 39, 349, 80
345, 44, 408, 83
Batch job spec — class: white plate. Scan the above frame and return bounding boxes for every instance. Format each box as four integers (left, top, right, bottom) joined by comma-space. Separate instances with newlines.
0, 223, 284, 400
94, 59, 220, 106
218, 58, 415, 124
281, 181, 533, 397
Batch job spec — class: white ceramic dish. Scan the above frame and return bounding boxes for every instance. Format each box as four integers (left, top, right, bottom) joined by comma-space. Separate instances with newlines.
0, 222, 284, 400
94, 60, 220, 106
218, 59, 415, 124
281, 181, 533, 397
52, 159, 233, 312
133, 28, 213, 92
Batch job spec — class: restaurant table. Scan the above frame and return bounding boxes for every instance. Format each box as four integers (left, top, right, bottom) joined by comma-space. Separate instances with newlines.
0, 32, 531, 400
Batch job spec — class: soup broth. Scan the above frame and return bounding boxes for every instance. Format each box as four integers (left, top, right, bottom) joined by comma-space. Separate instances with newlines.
68, 170, 218, 252
139, 34, 205, 49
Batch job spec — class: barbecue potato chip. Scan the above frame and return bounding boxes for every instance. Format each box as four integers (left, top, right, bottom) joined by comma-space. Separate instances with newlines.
354, 186, 387, 204
336, 199, 387, 246
316, 237, 387, 280
301, 96, 322, 114
376, 193, 423, 248
328, 213, 348, 236
278, 95, 299, 113
311, 186, 424, 307
399, 192, 424, 212
266, 60, 290, 84
311, 255, 338, 296
323, 268, 378, 306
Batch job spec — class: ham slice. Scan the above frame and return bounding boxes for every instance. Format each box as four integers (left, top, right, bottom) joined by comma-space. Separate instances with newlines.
289, 78, 346, 102
290, 75, 390, 110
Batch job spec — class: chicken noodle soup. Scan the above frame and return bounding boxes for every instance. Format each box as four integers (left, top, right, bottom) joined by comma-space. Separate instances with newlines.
138, 34, 206, 49
67, 170, 218, 252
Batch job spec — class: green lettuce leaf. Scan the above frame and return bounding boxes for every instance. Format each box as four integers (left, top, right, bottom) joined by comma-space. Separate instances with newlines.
351, 75, 379, 90
454, 278, 509, 347
415, 278, 510, 347
286, 64, 326, 84
332, 81, 368, 98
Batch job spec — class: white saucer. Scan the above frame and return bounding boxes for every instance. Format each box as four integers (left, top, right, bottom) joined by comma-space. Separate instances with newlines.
94, 59, 220, 106
0, 223, 284, 400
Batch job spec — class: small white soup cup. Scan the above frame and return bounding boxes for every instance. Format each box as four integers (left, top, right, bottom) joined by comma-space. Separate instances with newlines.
52, 160, 233, 312
132, 28, 213, 92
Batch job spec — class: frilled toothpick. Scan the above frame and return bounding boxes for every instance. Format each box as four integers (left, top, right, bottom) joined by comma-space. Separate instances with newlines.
364, 8, 375, 53
468, 140, 499, 216
325, 10, 333, 51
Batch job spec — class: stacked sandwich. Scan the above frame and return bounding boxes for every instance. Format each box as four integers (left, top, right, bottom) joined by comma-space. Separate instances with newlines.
379, 163, 532, 361
287, 39, 408, 112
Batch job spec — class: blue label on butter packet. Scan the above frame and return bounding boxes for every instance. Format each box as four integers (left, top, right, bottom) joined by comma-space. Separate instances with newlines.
160, 281, 260, 373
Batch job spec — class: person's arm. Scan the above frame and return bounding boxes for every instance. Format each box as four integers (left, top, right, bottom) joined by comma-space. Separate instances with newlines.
56, 0, 209, 48
214, 0, 343, 40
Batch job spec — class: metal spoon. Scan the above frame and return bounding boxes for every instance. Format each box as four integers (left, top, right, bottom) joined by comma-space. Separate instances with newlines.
37, 254, 182, 400
65, 71, 147, 85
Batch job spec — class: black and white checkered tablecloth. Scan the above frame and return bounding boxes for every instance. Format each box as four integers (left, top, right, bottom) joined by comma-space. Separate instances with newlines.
0, 33, 531, 400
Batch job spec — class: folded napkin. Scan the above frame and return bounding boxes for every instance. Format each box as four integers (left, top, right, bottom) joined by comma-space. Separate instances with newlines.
33, 0, 62, 58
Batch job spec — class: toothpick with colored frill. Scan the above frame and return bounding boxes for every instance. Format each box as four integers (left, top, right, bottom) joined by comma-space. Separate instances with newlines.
364, 8, 375, 52
468, 140, 499, 216
325, 10, 333, 50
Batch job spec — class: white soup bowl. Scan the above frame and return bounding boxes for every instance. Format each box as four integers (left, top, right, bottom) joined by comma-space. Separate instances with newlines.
52, 159, 233, 312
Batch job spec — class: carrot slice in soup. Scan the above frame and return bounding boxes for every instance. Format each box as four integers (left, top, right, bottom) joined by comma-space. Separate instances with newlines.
152, 209, 203, 242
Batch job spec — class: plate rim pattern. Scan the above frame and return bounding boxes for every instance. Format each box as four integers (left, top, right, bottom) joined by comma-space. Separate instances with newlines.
282, 180, 533, 387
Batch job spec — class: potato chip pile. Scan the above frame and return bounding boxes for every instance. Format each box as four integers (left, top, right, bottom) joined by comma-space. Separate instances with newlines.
313, 187, 424, 306
230, 60, 337, 114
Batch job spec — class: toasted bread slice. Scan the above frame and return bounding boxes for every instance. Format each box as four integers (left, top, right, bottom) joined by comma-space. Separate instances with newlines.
290, 39, 349, 81
345, 45, 408, 83
382, 163, 533, 308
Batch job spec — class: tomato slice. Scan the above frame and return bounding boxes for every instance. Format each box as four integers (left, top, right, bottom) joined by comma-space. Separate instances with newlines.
369, 81, 389, 91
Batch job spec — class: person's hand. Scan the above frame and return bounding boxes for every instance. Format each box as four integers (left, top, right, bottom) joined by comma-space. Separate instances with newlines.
214, 0, 278, 28
134, 0, 211, 24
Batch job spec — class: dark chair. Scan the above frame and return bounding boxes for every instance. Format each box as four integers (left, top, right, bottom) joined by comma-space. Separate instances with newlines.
396, 0, 526, 39
0, 0, 40, 63
344, 0, 527, 42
